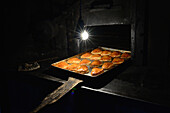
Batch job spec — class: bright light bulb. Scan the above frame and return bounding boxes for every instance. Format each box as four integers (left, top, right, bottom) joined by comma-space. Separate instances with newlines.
81, 30, 89, 40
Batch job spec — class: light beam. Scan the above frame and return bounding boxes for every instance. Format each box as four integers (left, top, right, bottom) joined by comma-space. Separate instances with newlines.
81, 30, 89, 40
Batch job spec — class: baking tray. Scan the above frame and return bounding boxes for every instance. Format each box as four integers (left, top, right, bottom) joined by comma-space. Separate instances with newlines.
46, 46, 132, 88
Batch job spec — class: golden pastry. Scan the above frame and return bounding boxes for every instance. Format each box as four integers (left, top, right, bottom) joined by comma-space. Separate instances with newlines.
90, 60, 102, 68
91, 67, 104, 76
110, 51, 121, 58
67, 63, 80, 71
100, 55, 112, 62
81, 52, 92, 59
79, 59, 91, 65
52, 61, 69, 69
76, 65, 89, 74
90, 54, 101, 60
101, 50, 111, 56
91, 48, 102, 54
112, 58, 124, 64
121, 52, 131, 59
102, 62, 114, 70
67, 58, 81, 64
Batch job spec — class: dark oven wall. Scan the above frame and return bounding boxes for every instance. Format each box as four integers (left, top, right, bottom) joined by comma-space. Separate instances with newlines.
3, 0, 81, 67
4, 0, 145, 67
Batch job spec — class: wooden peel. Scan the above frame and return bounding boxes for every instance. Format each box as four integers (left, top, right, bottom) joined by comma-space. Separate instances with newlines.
30, 77, 83, 113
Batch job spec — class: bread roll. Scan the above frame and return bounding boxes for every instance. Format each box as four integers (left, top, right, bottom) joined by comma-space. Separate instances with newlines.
68, 63, 80, 71
121, 52, 131, 59
112, 58, 124, 64
76, 65, 89, 74
110, 51, 121, 58
90, 54, 101, 60
100, 55, 112, 62
91, 48, 102, 54
102, 62, 114, 70
101, 50, 111, 56
52, 61, 69, 69
67, 58, 81, 64
91, 67, 104, 76
79, 59, 91, 65
90, 60, 102, 68
81, 52, 92, 59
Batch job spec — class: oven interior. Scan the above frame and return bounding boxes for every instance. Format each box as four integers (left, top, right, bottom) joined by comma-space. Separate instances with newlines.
79, 25, 131, 53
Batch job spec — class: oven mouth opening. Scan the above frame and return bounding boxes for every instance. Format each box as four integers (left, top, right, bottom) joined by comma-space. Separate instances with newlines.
78, 24, 131, 53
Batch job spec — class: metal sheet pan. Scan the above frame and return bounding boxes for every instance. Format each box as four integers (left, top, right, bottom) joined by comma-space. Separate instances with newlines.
48, 46, 132, 88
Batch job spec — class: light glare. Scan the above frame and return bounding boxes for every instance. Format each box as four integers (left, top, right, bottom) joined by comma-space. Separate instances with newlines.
81, 30, 89, 40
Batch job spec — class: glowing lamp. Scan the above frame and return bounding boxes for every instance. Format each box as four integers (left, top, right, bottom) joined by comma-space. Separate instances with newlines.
81, 30, 89, 40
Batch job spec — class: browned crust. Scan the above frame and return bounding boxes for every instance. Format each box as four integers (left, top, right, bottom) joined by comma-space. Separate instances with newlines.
90, 60, 102, 68
91, 48, 102, 54
75, 65, 89, 74
102, 62, 114, 70
112, 58, 124, 64
91, 67, 104, 76
100, 55, 112, 62
79, 59, 91, 65
121, 52, 131, 59
81, 52, 92, 59
52, 61, 69, 69
110, 51, 121, 58
101, 50, 111, 56
90, 54, 101, 60
67, 58, 81, 64
67, 63, 80, 71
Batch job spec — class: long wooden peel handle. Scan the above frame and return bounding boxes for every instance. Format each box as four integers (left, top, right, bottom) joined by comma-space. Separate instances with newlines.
30, 77, 83, 113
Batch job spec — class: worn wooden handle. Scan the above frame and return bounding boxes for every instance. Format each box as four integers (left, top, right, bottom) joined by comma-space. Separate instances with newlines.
30, 77, 83, 113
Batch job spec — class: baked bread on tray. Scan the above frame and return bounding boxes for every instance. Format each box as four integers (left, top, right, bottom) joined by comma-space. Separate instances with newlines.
90, 60, 102, 68
100, 55, 112, 62
52, 61, 69, 69
67, 58, 81, 64
102, 62, 114, 70
76, 65, 89, 74
121, 52, 131, 59
79, 59, 91, 65
101, 50, 111, 56
110, 51, 121, 58
90, 54, 101, 60
81, 52, 92, 59
51, 47, 130, 77
112, 58, 124, 64
91, 48, 102, 54
91, 67, 104, 76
